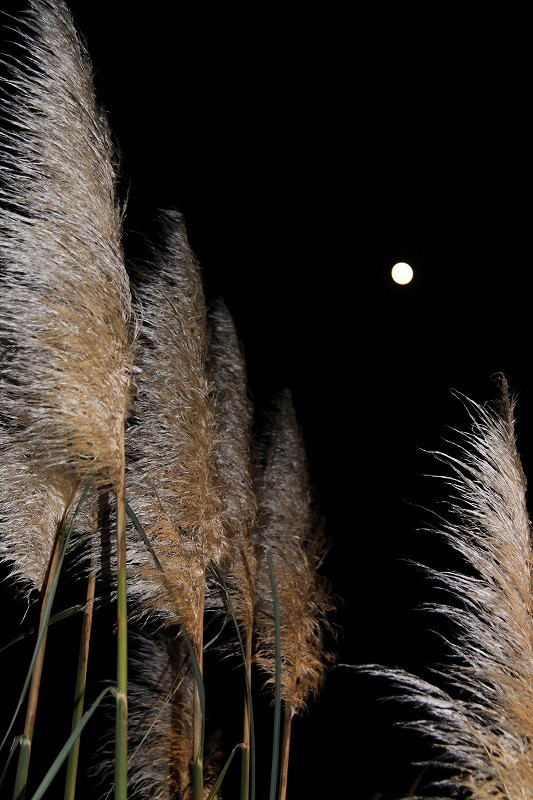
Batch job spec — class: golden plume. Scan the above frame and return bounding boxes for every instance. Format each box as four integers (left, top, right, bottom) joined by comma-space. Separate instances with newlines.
206, 297, 257, 626
90, 630, 194, 799
0, 4, 134, 793
124, 208, 225, 646
206, 296, 257, 793
253, 388, 336, 798
0, 0, 133, 488
123, 209, 225, 794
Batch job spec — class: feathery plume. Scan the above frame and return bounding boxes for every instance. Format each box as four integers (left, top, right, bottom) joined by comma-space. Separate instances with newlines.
0, 432, 78, 593
361, 376, 533, 798
0, 0, 133, 490
253, 389, 336, 799
92, 630, 223, 800
254, 389, 336, 714
92, 630, 194, 800
0, 5, 134, 794
206, 297, 257, 628
116, 208, 226, 797
124, 208, 225, 646
206, 297, 257, 797
127, 633, 195, 800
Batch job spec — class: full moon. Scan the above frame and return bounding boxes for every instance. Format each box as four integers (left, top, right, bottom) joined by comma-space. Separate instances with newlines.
391, 262, 414, 285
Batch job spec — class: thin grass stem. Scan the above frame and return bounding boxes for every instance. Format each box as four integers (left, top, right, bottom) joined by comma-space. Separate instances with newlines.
266, 550, 282, 800
115, 442, 128, 800
63, 553, 97, 800
5, 484, 91, 798
242, 629, 255, 800
213, 565, 255, 800
12, 524, 64, 800
206, 744, 244, 800
192, 582, 205, 800
278, 708, 293, 800
28, 687, 115, 800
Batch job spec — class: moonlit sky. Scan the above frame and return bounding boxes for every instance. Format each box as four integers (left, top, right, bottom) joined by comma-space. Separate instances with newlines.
1, 4, 531, 798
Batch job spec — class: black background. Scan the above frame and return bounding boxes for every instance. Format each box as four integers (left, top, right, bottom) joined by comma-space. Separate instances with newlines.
1, 3, 531, 799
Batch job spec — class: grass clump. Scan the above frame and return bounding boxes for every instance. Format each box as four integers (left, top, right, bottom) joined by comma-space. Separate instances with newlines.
0, 3, 338, 799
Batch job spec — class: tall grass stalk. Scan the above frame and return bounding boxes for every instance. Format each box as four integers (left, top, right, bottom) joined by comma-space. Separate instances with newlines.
2, 483, 90, 798
206, 298, 257, 800
63, 556, 97, 800
122, 633, 195, 798
265, 550, 282, 800
0, 1, 134, 795
213, 565, 256, 800
119, 210, 226, 794
0, 4, 340, 798
114, 447, 128, 800
13, 527, 64, 800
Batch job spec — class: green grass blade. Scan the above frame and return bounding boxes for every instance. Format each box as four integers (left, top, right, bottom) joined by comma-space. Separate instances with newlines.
0, 736, 22, 792
212, 565, 256, 800
0, 483, 92, 757
183, 638, 205, 720
0, 607, 84, 656
266, 549, 282, 800
12, 735, 30, 800
63, 566, 96, 800
125, 500, 163, 570
28, 687, 115, 800
128, 499, 206, 798
206, 744, 244, 800
114, 690, 127, 800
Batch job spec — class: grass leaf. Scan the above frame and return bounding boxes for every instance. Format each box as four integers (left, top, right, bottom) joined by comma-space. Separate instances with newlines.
28, 687, 116, 800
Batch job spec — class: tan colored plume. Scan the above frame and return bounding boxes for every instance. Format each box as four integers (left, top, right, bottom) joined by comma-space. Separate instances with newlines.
0, 0, 133, 591
90, 630, 195, 799
124, 209, 224, 646
253, 388, 336, 714
206, 297, 257, 628
253, 389, 336, 799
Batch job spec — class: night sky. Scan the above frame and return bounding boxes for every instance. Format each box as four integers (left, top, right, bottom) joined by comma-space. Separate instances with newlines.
1, 3, 531, 798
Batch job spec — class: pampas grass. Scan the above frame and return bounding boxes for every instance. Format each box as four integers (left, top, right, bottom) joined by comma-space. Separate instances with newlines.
126, 632, 197, 800
0, 0, 133, 486
121, 208, 226, 798
253, 389, 337, 800
0, 3, 338, 799
0, 1, 134, 796
2, 5, 532, 797
124, 208, 225, 645
356, 375, 533, 798
206, 297, 257, 799
254, 389, 336, 715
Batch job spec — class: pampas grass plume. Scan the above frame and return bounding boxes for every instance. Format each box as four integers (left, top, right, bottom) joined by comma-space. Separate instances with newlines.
360, 376, 533, 798
124, 209, 225, 645
253, 388, 336, 799
206, 297, 257, 627
0, 0, 133, 489
254, 389, 336, 714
